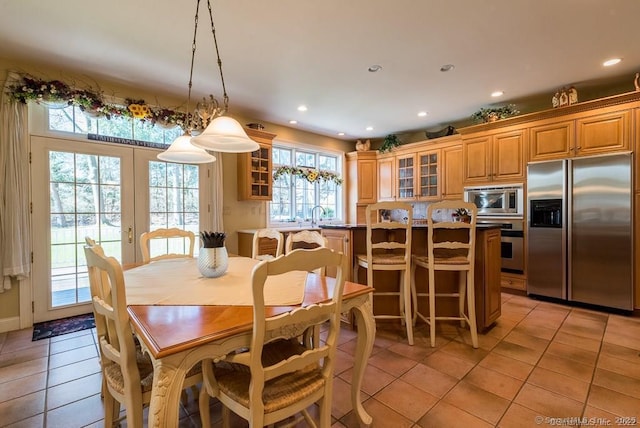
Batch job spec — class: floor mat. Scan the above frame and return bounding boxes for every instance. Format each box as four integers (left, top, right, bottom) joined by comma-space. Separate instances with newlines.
32, 313, 95, 341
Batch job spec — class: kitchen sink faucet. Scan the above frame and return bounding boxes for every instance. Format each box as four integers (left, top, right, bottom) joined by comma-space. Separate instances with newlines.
311, 205, 326, 227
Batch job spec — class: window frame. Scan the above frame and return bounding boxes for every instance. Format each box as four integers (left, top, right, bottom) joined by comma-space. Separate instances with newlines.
268, 139, 345, 227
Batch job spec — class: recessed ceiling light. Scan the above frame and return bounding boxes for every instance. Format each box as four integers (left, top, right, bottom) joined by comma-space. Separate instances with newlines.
289, 120, 298, 124
603, 58, 622, 67
365, 126, 373, 131
297, 105, 308, 112
491, 91, 504, 97
368, 65, 382, 72
417, 111, 428, 117
440, 64, 455, 72
337, 132, 345, 136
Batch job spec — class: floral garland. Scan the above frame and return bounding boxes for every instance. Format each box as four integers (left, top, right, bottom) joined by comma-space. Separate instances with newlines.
7, 74, 187, 128
273, 165, 343, 185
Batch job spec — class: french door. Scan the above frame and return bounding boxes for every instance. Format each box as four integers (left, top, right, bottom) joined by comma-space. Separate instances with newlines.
31, 136, 135, 321
31, 135, 212, 322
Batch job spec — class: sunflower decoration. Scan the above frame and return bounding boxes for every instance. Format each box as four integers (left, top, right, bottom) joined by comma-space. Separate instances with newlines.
126, 98, 151, 119
273, 166, 342, 185
306, 170, 319, 182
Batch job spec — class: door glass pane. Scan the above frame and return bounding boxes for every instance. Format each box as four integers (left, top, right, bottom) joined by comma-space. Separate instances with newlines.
148, 161, 200, 258
49, 150, 122, 307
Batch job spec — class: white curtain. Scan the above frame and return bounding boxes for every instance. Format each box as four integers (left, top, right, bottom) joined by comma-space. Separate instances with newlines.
0, 72, 31, 292
210, 151, 224, 232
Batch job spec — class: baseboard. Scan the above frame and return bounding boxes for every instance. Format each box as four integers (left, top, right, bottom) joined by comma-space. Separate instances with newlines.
0, 316, 21, 333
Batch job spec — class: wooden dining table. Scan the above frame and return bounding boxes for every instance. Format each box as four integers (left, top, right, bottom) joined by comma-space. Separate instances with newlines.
124, 257, 376, 427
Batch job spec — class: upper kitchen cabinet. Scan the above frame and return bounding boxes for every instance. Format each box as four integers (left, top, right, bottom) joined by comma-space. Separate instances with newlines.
529, 120, 575, 161
346, 151, 377, 204
441, 144, 463, 200
529, 107, 631, 162
394, 148, 440, 201
346, 151, 377, 224
463, 128, 526, 185
575, 108, 631, 156
377, 152, 396, 201
237, 129, 275, 201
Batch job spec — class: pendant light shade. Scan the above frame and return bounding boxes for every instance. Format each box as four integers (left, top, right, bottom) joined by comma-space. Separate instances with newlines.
157, 133, 216, 163
190, 116, 259, 153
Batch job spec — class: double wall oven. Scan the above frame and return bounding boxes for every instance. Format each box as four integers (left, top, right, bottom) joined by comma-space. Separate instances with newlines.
464, 184, 525, 274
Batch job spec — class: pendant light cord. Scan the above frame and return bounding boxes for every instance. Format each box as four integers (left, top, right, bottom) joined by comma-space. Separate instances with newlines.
185, 0, 201, 133
206, 0, 229, 112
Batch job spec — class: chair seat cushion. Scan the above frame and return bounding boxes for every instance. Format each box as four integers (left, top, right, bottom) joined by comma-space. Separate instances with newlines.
214, 339, 325, 413
412, 254, 470, 266
356, 253, 407, 265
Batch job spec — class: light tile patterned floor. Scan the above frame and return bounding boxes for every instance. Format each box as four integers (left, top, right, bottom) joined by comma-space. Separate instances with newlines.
1, 293, 639, 427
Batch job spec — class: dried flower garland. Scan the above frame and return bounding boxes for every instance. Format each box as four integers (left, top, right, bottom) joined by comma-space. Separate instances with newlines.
273, 165, 343, 185
7, 74, 186, 128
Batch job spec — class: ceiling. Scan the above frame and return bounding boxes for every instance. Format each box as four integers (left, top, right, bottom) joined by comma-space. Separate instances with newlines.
1, 0, 639, 141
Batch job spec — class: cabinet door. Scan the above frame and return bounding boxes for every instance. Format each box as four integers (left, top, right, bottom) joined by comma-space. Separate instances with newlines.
377, 155, 395, 201
396, 153, 417, 200
576, 109, 631, 156
357, 158, 377, 203
529, 120, 574, 161
482, 228, 502, 326
442, 145, 463, 200
492, 129, 526, 181
416, 149, 440, 200
463, 136, 492, 184
322, 229, 352, 280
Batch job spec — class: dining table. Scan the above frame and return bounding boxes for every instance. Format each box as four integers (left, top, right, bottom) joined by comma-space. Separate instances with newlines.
124, 256, 376, 427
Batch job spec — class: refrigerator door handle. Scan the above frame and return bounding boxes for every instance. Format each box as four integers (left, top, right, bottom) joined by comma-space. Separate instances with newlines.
565, 159, 570, 301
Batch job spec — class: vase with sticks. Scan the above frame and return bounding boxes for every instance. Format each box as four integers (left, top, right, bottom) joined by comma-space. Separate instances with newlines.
198, 231, 228, 277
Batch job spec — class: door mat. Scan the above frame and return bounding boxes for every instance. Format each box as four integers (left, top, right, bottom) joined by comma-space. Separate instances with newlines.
32, 313, 95, 341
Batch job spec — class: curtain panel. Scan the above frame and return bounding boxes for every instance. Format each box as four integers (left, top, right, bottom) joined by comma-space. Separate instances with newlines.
0, 71, 31, 292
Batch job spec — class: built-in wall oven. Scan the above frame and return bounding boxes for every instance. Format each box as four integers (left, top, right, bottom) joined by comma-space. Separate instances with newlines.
464, 184, 525, 274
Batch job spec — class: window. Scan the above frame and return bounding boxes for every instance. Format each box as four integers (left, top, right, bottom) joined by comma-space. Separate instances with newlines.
48, 105, 182, 145
270, 144, 342, 225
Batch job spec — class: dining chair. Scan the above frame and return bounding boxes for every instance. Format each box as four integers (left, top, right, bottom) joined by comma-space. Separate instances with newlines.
354, 201, 414, 345
252, 228, 284, 260
284, 229, 328, 253
139, 227, 195, 264
410, 200, 479, 348
201, 247, 347, 428
83, 242, 209, 427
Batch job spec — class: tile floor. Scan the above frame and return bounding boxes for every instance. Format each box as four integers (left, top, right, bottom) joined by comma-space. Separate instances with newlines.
1, 292, 640, 427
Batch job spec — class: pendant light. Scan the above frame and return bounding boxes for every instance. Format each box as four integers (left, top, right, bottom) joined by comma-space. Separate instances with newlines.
188, 0, 259, 153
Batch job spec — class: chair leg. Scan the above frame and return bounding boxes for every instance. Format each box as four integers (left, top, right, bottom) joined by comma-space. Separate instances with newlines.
401, 270, 414, 345
428, 268, 437, 348
458, 272, 467, 328
198, 384, 210, 427
465, 270, 479, 349
410, 263, 418, 325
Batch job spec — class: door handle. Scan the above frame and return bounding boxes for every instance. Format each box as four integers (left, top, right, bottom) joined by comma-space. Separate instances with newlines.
128, 227, 133, 244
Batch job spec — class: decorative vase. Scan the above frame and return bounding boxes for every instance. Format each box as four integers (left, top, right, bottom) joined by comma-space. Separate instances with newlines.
198, 247, 229, 278
486, 113, 499, 123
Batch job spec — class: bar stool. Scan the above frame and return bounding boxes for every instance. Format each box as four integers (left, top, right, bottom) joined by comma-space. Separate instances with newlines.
411, 200, 478, 348
354, 202, 414, 345
252, 228, 284, 261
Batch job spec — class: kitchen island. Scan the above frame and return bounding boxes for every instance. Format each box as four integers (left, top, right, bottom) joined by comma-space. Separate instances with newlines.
320, 223, 502, 330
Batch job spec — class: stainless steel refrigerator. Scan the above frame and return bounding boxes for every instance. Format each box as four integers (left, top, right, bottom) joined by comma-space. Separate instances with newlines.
526, 153, 633, 311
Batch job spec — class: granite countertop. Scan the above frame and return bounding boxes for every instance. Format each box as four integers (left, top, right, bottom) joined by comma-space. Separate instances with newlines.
237, 227, 322, 234
319, 223, 502, 230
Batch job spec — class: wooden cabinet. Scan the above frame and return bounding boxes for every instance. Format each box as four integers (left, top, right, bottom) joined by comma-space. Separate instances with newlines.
529, 120, 574, 161
416, 149, 440, 200
396, 152, 416, 199
394, 149, 440, 200
463, 128, 526, 185
237, 129, 275, 201
321, 228, 352, 280
576, 109, 631, 156
346, 151, 377, 224
475, 227, 502, 328
441, 145, 463, 200
377, 153, 395, 201
500, 272, 527, 291
529, 109, 631, 162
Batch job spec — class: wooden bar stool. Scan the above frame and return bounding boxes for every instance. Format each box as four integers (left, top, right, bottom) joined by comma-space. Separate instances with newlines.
411, 200, 478, 348
354, 202, 414, 345
252, 228, 284, 261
